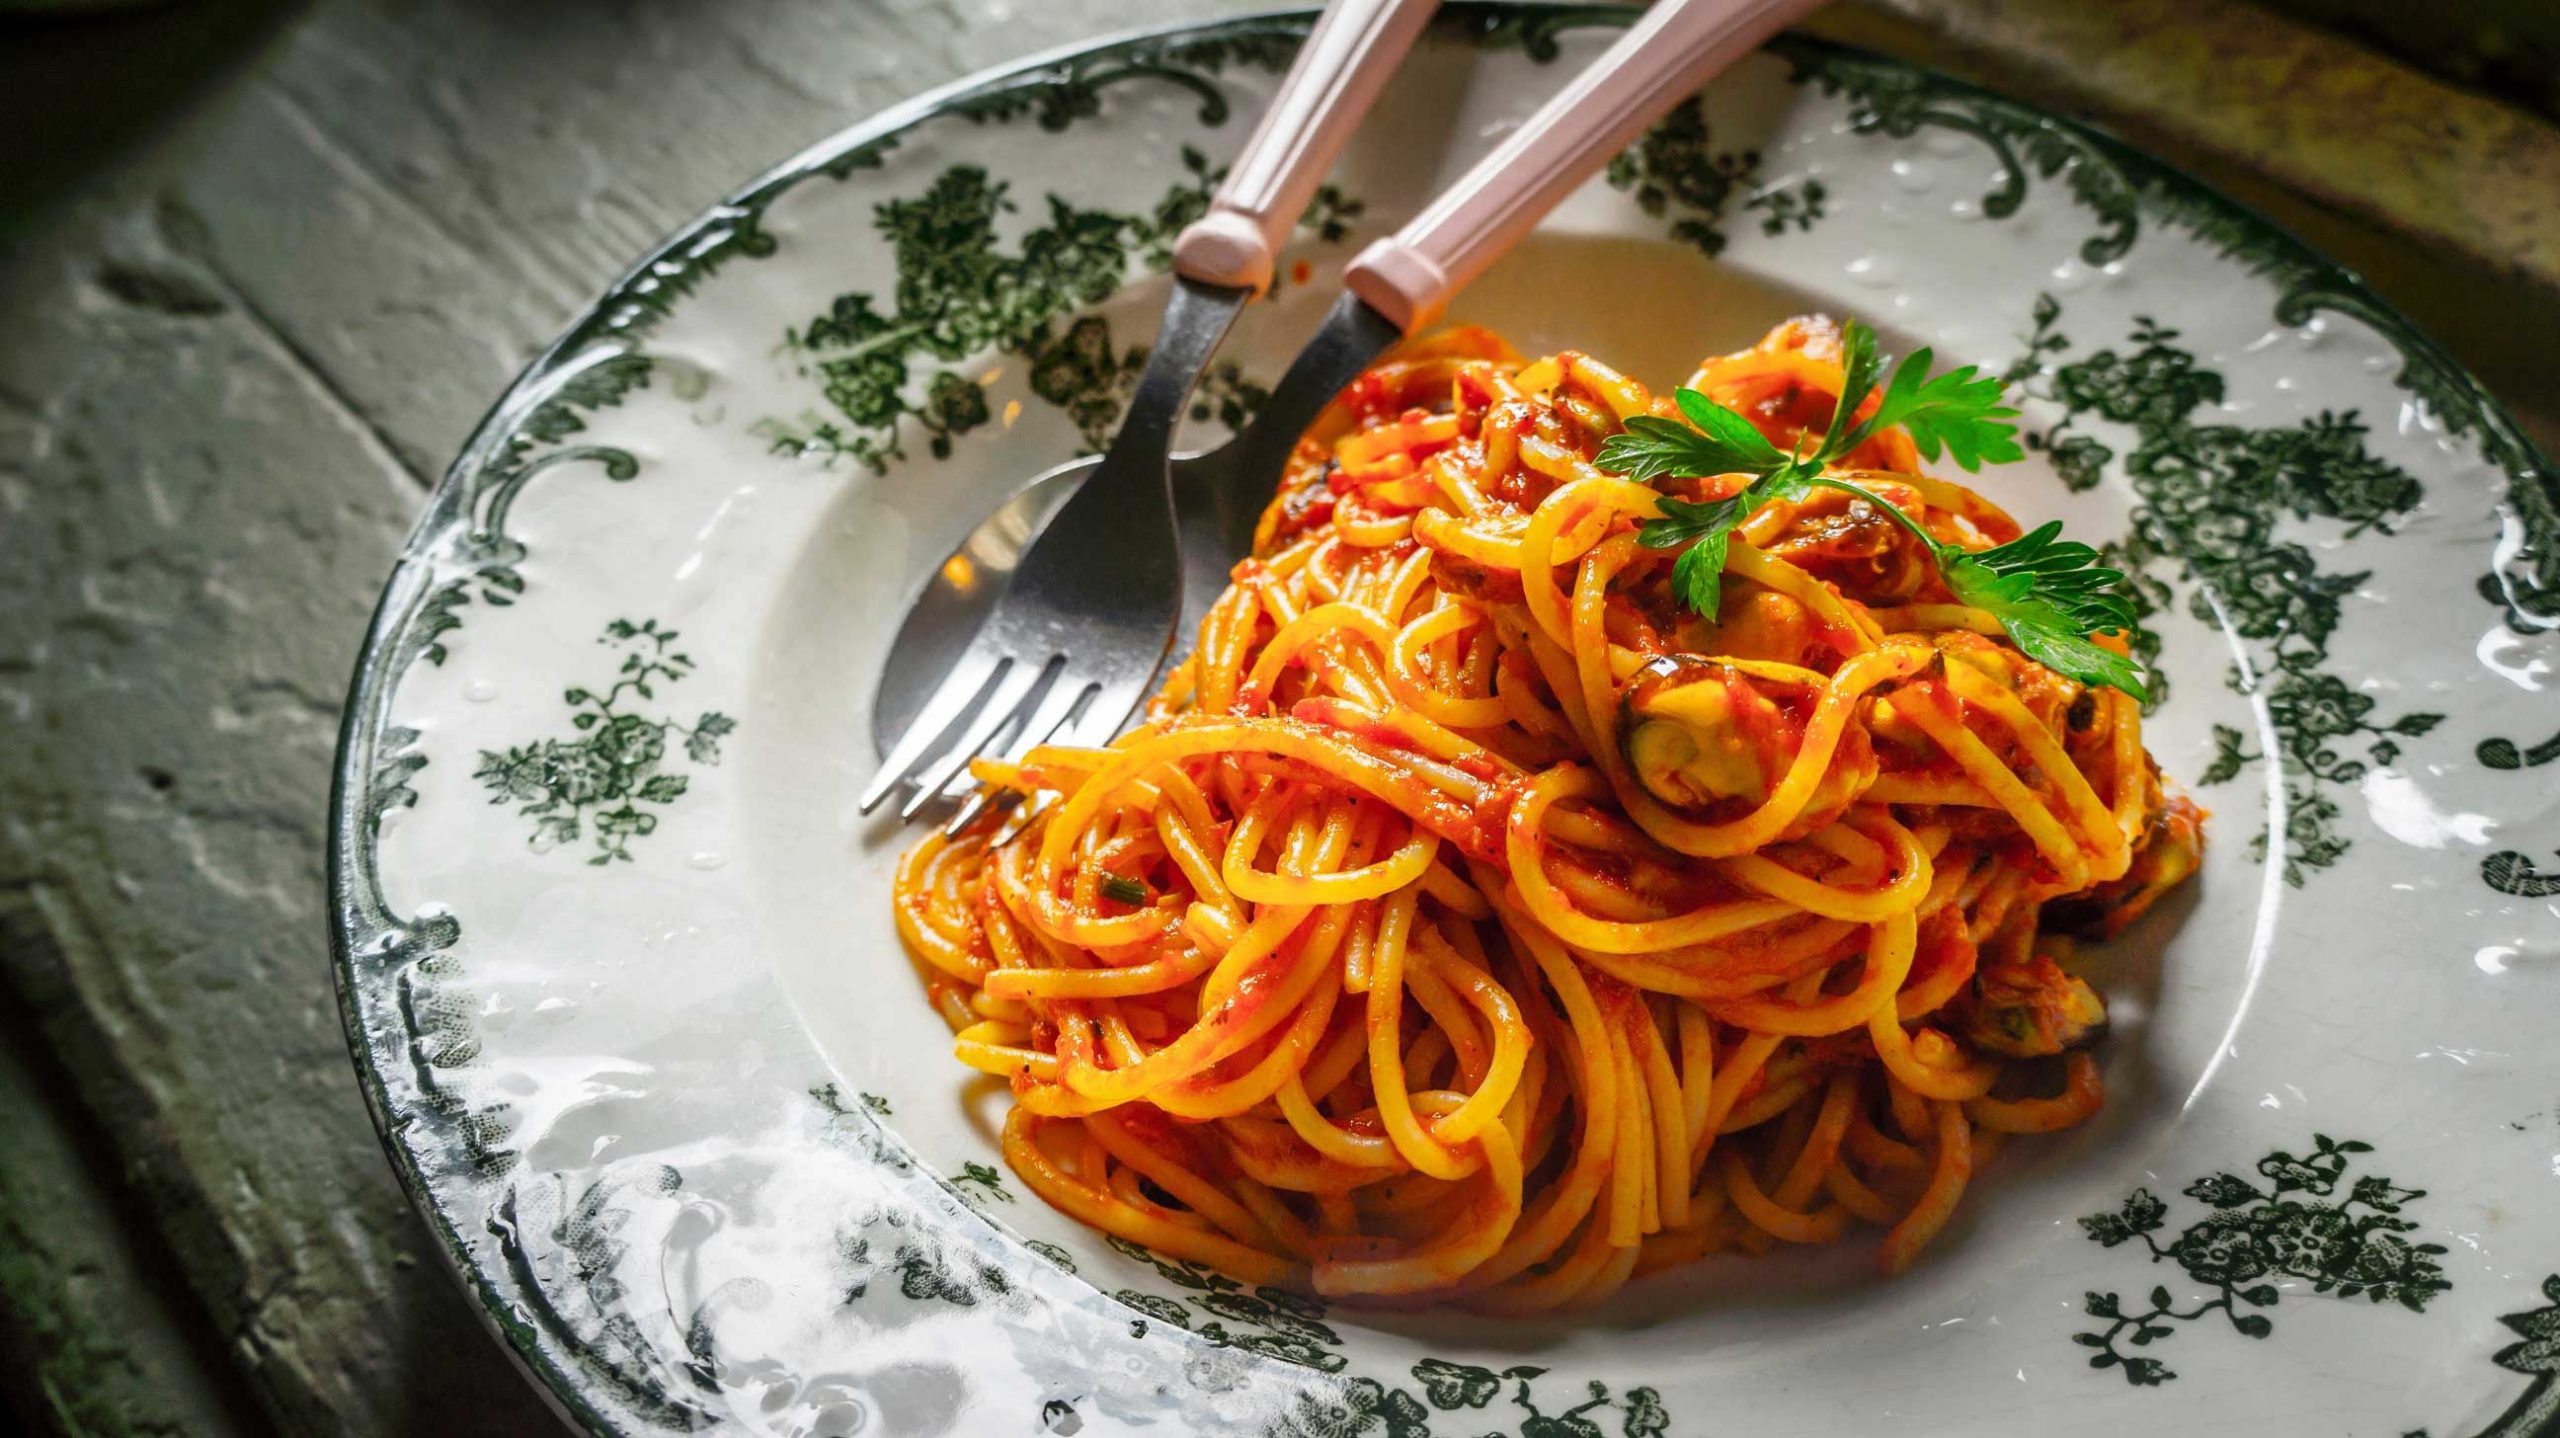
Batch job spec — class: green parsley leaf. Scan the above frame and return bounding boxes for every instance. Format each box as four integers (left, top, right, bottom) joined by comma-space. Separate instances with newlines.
1098, 873, 1150, 906
1634, 494, 1739, 548
1674, 388, 1792, 473
1597, 409, 1785, 484
1670, 529, 1732, 618
1637, 494, 1749, 615
1750, 462, 1820, 510
1818, 319, 1883, 457
1936, 521, 2147, 699
1846, 344, 2021, 471
1998, 622, 2151, 701
1632, 468, 1825, 616
1952, 521, 2139, 635
1850, 504, 2149, 699
1596, 316, 2137, 696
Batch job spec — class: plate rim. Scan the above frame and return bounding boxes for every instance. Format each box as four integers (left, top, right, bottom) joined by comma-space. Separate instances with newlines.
323, 7, 2560, 1434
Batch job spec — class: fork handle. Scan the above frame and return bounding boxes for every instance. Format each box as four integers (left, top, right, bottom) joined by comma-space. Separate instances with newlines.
1171, 0, 1442, 296
1345, 0, 1828, 332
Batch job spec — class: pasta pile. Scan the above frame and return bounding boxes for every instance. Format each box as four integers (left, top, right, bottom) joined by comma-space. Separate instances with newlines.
892, 318, 2203, 1308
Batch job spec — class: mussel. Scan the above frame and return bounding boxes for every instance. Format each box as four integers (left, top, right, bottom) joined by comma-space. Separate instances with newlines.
1616, 654, 1876, 831
1957, 954, 2109, 1057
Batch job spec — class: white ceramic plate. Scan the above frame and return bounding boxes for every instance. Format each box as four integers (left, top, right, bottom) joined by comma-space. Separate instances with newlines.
330, 8, 2560, 1435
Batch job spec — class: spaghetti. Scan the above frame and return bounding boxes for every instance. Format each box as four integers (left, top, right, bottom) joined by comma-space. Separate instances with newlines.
891, 318, 2204, 1308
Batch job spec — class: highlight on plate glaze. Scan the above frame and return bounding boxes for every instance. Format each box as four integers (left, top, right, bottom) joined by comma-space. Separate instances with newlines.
325, 8, 2560, 1436
815, 1085, 1676, 1437
2072, 1134, 2450, 1386
411, 354, 653, 671
489, 1167, 725, 1430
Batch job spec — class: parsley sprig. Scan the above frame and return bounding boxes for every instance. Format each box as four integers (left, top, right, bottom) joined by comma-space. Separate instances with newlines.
1594, 319, 2146, 699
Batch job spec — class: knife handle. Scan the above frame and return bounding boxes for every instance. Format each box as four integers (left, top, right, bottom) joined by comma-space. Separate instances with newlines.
1345, 0, 1826, 332
1172, 0, 1442, 296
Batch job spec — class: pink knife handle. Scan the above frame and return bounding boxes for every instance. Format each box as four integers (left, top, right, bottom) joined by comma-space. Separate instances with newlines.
1345, 0, 1828, 331
1172, 0, 1442, 296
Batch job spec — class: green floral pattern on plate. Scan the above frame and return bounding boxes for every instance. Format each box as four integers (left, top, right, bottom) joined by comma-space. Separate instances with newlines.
759, 150, 1354, 470
409, 354, 652, 671
1103, 1235, 1348, 1375
1603, 95, 1827, 258
812, 1087, 1684, 1432
2075, 1134, 2450, 1386
2004, 297, 2441, 881
1269, 1363, 1670, 1438
2477, 1277, 2560, 1438
474, 619, 735, 864
2477, 726, 2560, 895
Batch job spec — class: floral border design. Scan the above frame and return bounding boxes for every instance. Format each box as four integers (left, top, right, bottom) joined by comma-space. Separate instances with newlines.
1791, 39, 2554, 526
406, 352, 652, 673
1604, 95, 1828, 258
2467, 1274, 2560, 1438
812, 1085, 1680, 1438
329, 20, 1330, 1437
490, 1169, 721, 1431
2476, 726, 2560, 896
1266, 1363, 1671, 1438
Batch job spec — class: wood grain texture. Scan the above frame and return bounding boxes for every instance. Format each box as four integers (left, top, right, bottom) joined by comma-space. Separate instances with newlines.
0, 0, 2551, 1434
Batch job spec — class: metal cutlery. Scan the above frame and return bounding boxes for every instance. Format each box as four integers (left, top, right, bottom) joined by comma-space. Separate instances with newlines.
858, 0, 1442, 825
866, 0, 1828, 829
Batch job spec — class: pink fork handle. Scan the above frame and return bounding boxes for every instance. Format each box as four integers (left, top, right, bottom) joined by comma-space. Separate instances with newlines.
1171, 0, 1442, 295
1346, 0, 1830, 332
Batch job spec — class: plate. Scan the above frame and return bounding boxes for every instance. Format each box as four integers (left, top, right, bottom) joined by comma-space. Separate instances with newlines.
329, 8, 2560, 1435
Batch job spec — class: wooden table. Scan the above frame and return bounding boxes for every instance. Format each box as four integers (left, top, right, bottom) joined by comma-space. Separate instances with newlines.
1, 0, 2552, 1432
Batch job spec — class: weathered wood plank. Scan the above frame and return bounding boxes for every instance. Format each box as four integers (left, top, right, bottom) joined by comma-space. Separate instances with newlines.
0, 172, 566, 1434
0, 895, 266, 1438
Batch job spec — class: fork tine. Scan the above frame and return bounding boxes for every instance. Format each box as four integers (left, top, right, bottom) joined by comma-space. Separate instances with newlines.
938, 675, 1101, 837
936, 783, 1012, 845
939, 787, 1005, 840
990, 789, 1052, 848
896, 656, 1059, 822
858, 652, 1008, 814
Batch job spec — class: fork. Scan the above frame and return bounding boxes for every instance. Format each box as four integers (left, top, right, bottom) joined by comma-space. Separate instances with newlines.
863, 0, 1827, 827
857, 0, 1443, 822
